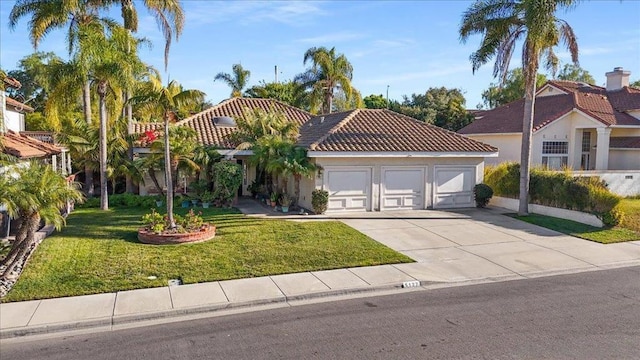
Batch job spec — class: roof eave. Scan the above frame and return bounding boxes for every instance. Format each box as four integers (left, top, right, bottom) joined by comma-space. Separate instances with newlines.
308, 151, 499, 158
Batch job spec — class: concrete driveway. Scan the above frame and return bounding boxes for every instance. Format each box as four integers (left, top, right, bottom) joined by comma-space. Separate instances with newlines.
332, 207, 640, 283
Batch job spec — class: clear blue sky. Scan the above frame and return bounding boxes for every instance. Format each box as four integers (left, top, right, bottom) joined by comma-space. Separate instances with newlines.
1, 1, 639, 109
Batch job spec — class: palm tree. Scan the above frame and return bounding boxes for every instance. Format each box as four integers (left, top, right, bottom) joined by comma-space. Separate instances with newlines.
215, 64, 251, 98
128, 78, 204, 228
0, 162, 84, 281
267, 143, 317, 204
459, 0, 579, 215
113, 0, 184, 71
296, 47, 354, 114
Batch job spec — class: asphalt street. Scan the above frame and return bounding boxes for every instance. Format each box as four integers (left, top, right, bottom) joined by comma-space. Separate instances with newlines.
3, 266, 640, 359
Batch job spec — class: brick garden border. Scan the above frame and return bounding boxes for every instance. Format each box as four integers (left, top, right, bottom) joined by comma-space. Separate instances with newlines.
137, 225, 217, 245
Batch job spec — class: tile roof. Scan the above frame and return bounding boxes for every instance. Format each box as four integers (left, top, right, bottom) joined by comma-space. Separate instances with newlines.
609, 137, 640, 149
1, 130, 61, 159
132, 97, 313, 148
2, 77, 21, 89
299, 109, 497, 153
5, 97, 34, 113
458, 80, 640, 135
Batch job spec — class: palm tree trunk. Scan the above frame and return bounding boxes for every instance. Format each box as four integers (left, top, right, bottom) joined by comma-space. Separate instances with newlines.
83, 80, 95, 196
0, 212, 40, 280
98, 83, 109, 211
125, 90, 136, 194
518, 77, 538, 216
294, 174, 301, 206
324, 90, 333, 114
164, 112, 175, 228
147, 168, 165, 196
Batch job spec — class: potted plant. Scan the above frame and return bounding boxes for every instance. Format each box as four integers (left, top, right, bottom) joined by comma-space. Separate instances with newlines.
176, 194, 191, 208
201, 191, 214, 208
270, 192, 279, 208
153, 194, 163, 207
280, 193, 293, 213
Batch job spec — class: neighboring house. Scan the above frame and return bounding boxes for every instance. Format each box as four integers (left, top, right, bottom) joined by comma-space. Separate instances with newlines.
459, 67, 640, 171
133, 97, 497, 212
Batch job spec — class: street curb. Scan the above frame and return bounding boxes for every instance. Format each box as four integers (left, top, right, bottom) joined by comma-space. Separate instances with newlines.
0, 282, 435, 339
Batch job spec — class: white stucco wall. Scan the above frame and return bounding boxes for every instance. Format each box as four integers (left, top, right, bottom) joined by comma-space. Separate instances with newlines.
607, 150, 640, 171
573, 170, 640, 196
467, 134, 520, 165
3, 109, 25, 132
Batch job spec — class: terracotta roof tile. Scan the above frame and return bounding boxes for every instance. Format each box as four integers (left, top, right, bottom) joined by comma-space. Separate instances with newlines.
610, 136, 640, 149
132, 98, 312, 148
300, 109, 497, 153
5, 97, 34, 113
1, 130, 61, 159
459, 80, 640, 135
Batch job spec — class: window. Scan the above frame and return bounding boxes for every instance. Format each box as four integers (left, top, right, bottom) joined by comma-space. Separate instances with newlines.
542, 141, 568, 170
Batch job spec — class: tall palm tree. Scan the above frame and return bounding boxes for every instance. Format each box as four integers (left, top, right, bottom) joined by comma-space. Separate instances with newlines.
113, 0, 184, 71
296, 47, 354, 114
214, 64, 251, 98
459, 0, 579, 215
0, 162, 84, 280
128, 78, 204, 228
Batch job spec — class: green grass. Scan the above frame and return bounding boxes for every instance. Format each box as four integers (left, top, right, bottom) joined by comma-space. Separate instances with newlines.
619, 198, 640, 233
3, 207, 412, 302
514, 213, 640, 244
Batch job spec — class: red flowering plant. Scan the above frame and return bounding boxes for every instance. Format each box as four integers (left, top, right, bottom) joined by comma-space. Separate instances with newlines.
136, 129, 162, 147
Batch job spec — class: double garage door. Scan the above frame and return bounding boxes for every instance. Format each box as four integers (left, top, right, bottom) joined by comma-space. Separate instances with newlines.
324, 166, 474, 212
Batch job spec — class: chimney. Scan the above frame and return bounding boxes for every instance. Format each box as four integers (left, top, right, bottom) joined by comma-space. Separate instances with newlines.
605, 67, 630, 91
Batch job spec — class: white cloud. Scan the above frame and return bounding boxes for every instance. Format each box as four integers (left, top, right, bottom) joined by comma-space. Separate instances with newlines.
186, 1, 327, 27
297, 31, 365, 44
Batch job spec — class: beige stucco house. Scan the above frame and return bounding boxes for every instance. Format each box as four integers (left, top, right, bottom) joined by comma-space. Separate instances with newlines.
133, 97, 498, 212
458, 67, 640, 172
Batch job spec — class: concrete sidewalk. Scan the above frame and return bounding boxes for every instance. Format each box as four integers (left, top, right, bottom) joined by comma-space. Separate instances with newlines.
2, 201, 640, 339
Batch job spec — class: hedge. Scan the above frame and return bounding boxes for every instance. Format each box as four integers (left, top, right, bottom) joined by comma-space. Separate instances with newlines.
484, 163, 623, 226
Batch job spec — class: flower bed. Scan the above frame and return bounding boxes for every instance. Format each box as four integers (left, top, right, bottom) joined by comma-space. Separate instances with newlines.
137, 224, 216, 245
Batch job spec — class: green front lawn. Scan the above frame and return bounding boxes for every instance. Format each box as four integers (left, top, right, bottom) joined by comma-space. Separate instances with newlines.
3, 207, 412, 302
515, 213, 640, 244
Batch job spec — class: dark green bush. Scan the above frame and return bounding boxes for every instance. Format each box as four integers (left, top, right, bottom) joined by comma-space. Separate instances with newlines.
77, 194, 156, 208
484, 163, 623, 220
312, 189, 329, 214
473, 183, 493, 208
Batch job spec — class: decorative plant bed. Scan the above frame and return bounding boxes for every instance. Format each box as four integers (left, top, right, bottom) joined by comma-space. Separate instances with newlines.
137, 224, 216, 245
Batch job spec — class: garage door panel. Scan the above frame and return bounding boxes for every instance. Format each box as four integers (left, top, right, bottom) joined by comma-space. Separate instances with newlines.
381, 167, 425, 210
326, 168, 371, 212
434, 167, 474, 209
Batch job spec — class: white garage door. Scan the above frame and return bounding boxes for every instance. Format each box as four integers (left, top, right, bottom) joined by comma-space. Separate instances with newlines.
434, 166, 475, 208
325, 168, 371, 212
381, 167, 425, 210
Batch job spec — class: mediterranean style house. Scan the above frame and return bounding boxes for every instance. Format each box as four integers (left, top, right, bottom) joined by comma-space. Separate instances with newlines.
133, 97, 497, 212
458, 67, 640, 172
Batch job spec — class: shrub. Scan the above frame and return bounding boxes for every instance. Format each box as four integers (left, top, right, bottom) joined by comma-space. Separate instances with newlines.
484, 163, 622, 217
141, 209, 166, 234
602, 208, 625, 227
212, 161, 243, 207
312, 189, 329, 214
473, 183, 493, 208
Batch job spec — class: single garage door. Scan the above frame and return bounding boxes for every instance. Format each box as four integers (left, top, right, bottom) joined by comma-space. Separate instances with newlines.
381, 167, 425, 210
434, 166, 475, 208
325, 168, 371, 212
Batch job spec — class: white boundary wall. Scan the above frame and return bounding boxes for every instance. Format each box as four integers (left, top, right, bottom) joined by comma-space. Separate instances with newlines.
572, 170, 640, 197
489, 196, 604, 228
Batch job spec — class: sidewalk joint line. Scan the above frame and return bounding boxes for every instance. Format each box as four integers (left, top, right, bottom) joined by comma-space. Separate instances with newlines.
346, 268, 372, 286
25, 300, 42, 327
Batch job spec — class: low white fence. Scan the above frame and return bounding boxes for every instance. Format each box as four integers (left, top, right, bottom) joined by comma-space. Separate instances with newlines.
489, 196, 604, 228
572, 170, 640, 197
